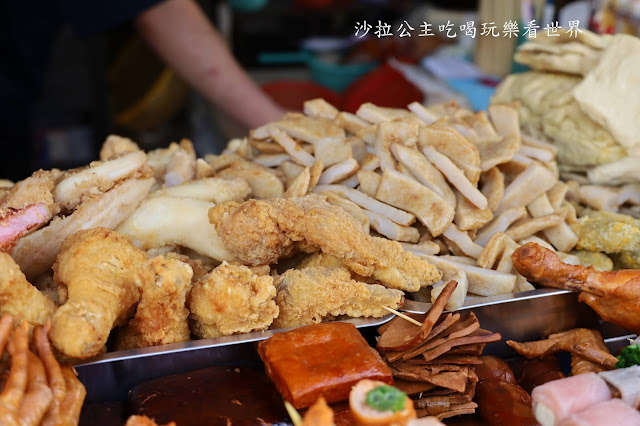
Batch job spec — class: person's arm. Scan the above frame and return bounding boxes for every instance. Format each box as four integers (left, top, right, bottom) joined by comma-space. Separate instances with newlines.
135, 0, 285, 128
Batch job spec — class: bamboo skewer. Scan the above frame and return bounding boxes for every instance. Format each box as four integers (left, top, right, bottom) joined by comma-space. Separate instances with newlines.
380, 306, 423, 326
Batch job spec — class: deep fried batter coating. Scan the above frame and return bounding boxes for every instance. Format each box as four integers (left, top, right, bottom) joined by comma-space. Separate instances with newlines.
572, 210, 640, 253
0, 170, 60, 216
188, 262, 278, 338
114, 256, 193, 350
272, 267, 404, 329
513, 242, 640, 333
209, 196, 441, 291
51, 228, 153, 359
0, 253, 55, 326
99, 135, 140, 161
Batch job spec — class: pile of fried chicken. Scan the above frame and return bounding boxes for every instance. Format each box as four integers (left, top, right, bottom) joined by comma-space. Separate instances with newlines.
0, 135, 441, 361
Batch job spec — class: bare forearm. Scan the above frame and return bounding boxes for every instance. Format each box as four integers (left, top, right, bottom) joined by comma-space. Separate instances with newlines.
135, 0, 284, 128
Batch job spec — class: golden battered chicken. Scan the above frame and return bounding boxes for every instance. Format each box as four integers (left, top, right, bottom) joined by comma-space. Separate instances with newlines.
209, 196, 441, 292
513, 242, 640, 333
114, 256, 193, 351
51, 228, 153, 359
188, 262, 278, 338
272, 266, 404, 329
99, 135, 140, 161
0, 253, 55, 326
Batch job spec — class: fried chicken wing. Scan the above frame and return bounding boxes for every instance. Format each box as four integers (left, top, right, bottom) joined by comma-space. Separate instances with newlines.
51, 228, 153, 359
209, 196, 441, 291
114, 255, 193, 350
188, 262, 278, 338
0, 253, 55, 326
513, 242, 640, 333
272, 266, 404, 329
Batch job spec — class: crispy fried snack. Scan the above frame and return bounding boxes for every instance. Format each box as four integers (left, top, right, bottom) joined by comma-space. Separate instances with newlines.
51, 228, 153, 359
513, 242, 640, 333
272, 267, 404, 329
209, 196, 441, 292
188, 262, 278, 338
0, 253, 55, 326
114, 256, 193, 351
572, 210, 640, 253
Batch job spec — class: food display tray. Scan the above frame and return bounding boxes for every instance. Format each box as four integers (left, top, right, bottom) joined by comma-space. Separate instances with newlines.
75, 288, 633, 403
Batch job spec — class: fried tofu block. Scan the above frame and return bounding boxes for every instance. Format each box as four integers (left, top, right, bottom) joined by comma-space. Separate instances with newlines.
258, 322, 393, 408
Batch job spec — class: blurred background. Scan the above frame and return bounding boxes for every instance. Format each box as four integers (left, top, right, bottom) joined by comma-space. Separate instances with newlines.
19, 0, 640, 173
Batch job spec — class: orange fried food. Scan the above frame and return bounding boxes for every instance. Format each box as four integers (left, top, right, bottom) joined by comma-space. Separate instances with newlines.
0, 321, 53, 426
188, 262, 278, 338
115, 256, 193, 351
34, 322, 87, 425
125, 415, 176, 426
209, 196, 441, 292
51, 228, 153, 359
302, 397, 334, 426
513, 242, 640, 333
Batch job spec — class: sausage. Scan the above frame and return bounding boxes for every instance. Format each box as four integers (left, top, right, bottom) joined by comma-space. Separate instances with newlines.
517, 357, 566, 394
475, 380, 538, 426
474, 356, 517, 384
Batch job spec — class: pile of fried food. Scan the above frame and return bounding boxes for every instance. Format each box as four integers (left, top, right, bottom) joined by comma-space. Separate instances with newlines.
493, 29, 640, 216
215, 98, 586, 304
376, 281, 501, 420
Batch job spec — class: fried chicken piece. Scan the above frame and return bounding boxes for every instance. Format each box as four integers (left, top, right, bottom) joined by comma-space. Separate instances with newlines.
12, 177, 154, 279
162, 252, 212, 283
114, 256, 193, 350
51, 228, 153, 359
188, 262, 278, 338
0, 253, 55, 326
164, 139, 197, 187
513, 242, 640, 333
507, 328, 611, 375
272, 267, 404, 329
99, 135, 140, 161
209, 196, 441, 292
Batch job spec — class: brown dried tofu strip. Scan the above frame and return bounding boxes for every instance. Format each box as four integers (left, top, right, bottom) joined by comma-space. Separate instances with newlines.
393, 379, 436, 396
570, 344, 619, 369
422, 332, 502, 362
377, 281, 458, 351
414, 381, 476, 407
434, 403, 478, 421
377, 312, 425, 335
405, 355, 483, 365
402, 313, 480, 360
387, 313, 461, 362
448, 344, 486, 356
392, 365, 470, 393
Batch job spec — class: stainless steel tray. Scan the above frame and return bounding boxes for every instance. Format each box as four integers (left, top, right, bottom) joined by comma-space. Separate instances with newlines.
75, 288, 631, 403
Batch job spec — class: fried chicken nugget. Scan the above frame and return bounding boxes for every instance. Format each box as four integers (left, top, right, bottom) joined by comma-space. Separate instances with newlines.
272, 267, 404, 329
209, 196, 441, 292
188, 262, 278, 338
51, 228, 153, 359
0, 253, 55, 326
114, 256, 193, 351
